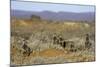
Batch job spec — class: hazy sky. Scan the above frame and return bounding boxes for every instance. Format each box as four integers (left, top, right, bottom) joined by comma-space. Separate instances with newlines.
11, 1, 95, 13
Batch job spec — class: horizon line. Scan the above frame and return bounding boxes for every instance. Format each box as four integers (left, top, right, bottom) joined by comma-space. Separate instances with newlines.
11, 9, 95, 13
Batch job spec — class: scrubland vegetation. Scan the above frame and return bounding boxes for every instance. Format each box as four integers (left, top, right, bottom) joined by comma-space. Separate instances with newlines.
11, 15, 95, 66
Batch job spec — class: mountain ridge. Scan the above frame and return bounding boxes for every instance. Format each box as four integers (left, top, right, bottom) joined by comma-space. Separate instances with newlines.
11, 10, 95, 22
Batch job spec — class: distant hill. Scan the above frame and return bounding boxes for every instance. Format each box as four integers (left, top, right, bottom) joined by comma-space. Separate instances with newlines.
11, 10, 95, 22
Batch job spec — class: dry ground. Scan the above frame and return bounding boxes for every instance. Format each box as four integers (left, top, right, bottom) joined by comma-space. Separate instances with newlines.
11, 18, 95, 65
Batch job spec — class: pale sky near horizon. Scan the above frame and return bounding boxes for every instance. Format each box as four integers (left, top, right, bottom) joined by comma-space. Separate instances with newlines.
11, 1, 95, 13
